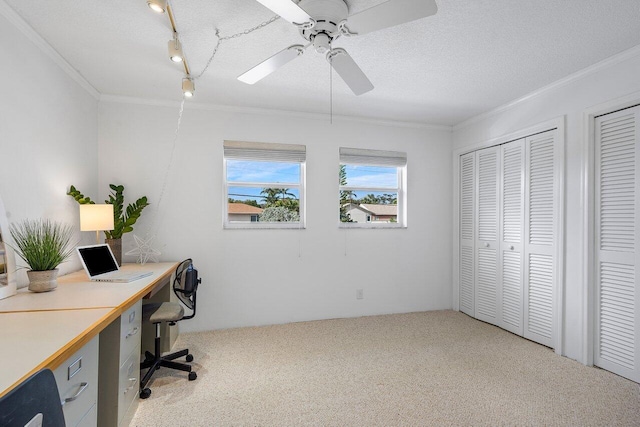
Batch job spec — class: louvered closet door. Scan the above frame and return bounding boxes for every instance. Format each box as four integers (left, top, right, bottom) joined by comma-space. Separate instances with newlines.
500, 140, 524, 335
595, 106, 640, 382
460, 152, 476, 317
524, 130, 557, 348
475, 146, 500, 325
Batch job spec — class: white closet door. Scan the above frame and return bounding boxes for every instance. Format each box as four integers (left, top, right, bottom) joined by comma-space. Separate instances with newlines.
595, 106, 640, 382
475, 146, 500, 325
459, 152, 475, 317
500, 140, 524, 335
524, 130, 557, 347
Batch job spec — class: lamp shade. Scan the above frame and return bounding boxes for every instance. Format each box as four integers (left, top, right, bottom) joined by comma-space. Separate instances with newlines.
80, 204, 114, 232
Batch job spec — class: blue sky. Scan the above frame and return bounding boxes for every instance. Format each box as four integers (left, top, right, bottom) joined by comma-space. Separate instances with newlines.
343, 165, 397, 188
227, 160, 300, 184
226, 160, 397, 203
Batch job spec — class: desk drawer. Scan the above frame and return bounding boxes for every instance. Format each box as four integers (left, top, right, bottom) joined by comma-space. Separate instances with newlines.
120, 300, 141, 363
54, 335, 98, 427
76, 404, 97, 427
118, 345, 141, 425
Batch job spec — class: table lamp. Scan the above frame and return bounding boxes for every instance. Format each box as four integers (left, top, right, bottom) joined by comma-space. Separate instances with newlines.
80, 204, 114, 244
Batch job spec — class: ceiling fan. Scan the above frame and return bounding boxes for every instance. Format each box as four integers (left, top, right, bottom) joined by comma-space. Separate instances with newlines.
237, 0, 438, 95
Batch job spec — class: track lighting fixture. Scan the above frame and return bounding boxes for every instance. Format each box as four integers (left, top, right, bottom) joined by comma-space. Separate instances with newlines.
182, 78, 195, 98
168, 34, 184, 63
147, 0, 167, 13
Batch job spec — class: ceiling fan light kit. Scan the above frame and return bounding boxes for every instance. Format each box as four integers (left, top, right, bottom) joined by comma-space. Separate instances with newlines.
240, 0, 438, 96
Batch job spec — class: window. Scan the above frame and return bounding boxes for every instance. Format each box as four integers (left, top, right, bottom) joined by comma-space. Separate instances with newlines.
339, 147, 407, 228
224, 140, 305, 228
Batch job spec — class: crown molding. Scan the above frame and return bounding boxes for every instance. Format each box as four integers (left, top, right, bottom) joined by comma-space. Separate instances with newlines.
0, 0, 100, 100
99, 94, 453, 132
453, 43, 640, 132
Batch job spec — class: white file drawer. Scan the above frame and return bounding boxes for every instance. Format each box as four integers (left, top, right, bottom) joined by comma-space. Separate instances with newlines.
54, 335, 99, 427
118, 345, 141, 425
76, 404, 97, 427
119, 300, 141, 363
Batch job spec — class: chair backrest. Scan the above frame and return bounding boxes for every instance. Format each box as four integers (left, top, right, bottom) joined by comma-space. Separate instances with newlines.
0, 369, 66, 427
173, 258, 200, 320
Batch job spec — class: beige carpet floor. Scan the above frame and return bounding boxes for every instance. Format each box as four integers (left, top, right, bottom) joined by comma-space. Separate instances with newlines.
130, 310, 640, 426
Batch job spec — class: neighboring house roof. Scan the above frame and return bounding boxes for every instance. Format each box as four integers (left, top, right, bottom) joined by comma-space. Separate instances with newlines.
359, 204, 397, 216
228, 203, 263, 214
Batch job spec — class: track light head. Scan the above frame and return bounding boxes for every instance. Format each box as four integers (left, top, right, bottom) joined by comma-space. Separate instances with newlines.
168, 36, 184, 63
147, 0, 167, 13
182, 78, 195, 98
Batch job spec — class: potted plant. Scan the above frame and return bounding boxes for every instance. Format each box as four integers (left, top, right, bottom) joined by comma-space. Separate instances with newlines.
67, 184, 149, 265
9, 219, 76, 292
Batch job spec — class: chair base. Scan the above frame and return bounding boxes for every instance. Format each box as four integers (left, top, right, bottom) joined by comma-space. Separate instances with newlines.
139, 323, 196, 399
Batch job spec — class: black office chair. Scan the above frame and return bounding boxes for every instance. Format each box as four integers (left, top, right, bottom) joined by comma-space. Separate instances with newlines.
139, 258, 201, 399
0, 369, 66, 427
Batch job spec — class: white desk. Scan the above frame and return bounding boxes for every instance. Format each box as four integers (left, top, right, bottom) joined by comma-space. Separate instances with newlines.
0, 308, 111, 398
0, 262, 179, 426
0, 263, 178, 313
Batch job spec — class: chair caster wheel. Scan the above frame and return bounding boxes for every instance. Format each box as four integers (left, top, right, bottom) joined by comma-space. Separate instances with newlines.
140, 388, 151, 399
188, 372, 197, 381
186, 354, 194, 362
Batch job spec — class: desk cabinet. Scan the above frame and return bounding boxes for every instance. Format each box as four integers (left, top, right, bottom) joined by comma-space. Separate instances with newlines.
98, 301, 141, 427
53, 335, 99, 427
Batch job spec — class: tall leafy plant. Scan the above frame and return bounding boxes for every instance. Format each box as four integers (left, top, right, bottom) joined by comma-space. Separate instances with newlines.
67, 184, 149, 239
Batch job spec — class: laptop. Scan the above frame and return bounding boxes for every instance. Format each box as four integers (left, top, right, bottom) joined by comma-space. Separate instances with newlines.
77, 244, 153, 282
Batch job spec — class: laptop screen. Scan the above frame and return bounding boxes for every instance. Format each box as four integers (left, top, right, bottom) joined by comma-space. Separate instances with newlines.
78, 245, 118, 276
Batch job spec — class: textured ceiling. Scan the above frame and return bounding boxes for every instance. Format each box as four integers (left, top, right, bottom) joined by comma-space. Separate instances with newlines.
5, 0, 640, 126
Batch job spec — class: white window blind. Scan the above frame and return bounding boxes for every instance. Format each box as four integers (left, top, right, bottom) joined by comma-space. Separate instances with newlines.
339, 147, 407, 167
224, 140, 306, 162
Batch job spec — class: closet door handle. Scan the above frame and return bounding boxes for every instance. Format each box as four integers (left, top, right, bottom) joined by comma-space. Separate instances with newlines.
510, 245, 514, 250
484, 243, 490, 248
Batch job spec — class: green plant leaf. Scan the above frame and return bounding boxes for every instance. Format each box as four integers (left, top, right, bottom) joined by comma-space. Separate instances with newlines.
67, 184, 148, 239
66, 185, 95, 205
9, 219, 77, 271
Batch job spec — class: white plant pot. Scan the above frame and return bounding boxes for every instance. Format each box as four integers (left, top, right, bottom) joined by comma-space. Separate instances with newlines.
27, 269, 59, 293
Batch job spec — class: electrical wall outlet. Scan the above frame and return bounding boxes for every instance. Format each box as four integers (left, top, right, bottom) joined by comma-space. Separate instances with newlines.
356, 289, 364, 300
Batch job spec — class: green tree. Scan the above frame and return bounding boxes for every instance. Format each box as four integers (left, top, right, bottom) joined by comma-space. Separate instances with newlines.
260, 188, 281, 207
380, 193, 397, 205
361, 194, 381, 204
339, 165, 354, 222
243, 199, 261, 208
260, 206, 300, 222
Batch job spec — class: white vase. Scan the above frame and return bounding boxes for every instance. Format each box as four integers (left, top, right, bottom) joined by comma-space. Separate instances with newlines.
27, 269, 59, 292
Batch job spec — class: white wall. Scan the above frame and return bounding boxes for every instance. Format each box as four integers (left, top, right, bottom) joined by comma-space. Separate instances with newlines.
98, 100, 453, 331
0, 8, 99, 286
452, 46, 640, 363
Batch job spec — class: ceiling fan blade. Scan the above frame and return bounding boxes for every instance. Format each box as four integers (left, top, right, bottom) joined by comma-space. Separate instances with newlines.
327, 48, 373, 96
255, 0, 312, 25
344, 0, 438, 36
238, 45, 306, 84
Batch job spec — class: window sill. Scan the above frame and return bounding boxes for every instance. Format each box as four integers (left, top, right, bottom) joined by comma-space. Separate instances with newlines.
224, 222, 306, 230
339, 223, 405, 229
